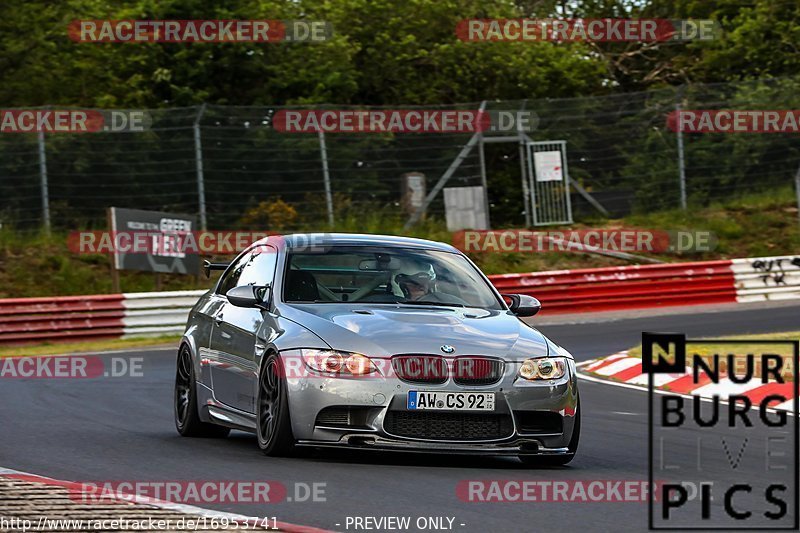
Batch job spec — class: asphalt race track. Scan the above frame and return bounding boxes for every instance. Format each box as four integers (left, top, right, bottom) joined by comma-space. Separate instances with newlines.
1, 302, 798, 532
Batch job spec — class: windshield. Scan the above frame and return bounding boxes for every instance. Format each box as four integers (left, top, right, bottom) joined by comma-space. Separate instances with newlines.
283, 246, 503, 309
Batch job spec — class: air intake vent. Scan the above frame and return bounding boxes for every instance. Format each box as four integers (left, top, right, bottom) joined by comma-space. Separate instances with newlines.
315, 406, 374, 428
384, 411, 513, 441
514, 410, 563, 434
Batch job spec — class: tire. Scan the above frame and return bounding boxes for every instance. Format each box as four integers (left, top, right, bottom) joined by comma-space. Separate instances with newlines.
174, 345, 230, 438
519, 394, 580, 467
256, 353, 296, 456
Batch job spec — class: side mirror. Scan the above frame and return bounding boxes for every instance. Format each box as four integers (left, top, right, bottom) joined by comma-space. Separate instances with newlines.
226, 285, 270, 310
203, 259, 230, 279
503, 294, 541, 317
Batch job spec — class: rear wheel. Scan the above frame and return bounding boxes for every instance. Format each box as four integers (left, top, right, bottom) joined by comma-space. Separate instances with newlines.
257, 353, 296, 456
519, 395, 580, 467
174, 345, 230, 438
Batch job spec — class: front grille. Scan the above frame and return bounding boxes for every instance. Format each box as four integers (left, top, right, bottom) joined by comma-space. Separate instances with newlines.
392, 355, 448, 384
453, 357, 504, 385
384, 411, 514, 441
391, 355, 504, 385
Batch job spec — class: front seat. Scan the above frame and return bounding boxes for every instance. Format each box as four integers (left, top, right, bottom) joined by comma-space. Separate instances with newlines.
285, 270, 320, 302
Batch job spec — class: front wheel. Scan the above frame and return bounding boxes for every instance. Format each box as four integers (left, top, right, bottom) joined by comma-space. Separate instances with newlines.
257, 353, 296, 456
174, 345, 230, 438
520, 395, 580, 467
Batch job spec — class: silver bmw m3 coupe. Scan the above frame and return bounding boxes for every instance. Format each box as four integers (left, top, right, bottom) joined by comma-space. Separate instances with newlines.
175, 233, 580, 465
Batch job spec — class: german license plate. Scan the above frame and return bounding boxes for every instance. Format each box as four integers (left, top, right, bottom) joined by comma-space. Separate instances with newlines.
407, 391, 495, 411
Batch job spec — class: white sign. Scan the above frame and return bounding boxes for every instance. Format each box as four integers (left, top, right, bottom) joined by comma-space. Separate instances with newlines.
407, 174, 425, 209
533, 150, 563, 182
443, 186, 488, 231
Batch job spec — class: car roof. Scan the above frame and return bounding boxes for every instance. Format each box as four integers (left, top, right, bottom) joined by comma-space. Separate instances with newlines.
256, 233, 459, 253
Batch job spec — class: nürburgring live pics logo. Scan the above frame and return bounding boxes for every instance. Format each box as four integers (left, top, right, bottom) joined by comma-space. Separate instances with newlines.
645, 332, 798, 530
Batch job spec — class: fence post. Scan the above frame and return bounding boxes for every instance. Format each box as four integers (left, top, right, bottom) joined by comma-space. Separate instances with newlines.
477, 129, 491, 230
37, 130, 50, 232
318, 129, 334, 226
675, 91, 687, 210
517, 100, 532, 227
194, 104, 208, 230
795, 161, 800, 228
518, 140, 532, 226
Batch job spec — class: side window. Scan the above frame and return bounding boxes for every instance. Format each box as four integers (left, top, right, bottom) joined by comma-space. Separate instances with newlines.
216, 253, 247, 296
216, 246, 278, 296
238, 246, 278, 287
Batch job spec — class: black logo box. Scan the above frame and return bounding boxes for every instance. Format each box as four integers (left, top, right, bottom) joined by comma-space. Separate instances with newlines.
644, 333, 799, 531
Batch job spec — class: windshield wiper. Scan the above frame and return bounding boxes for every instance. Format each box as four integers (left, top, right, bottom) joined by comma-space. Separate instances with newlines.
398, 300, 465, 308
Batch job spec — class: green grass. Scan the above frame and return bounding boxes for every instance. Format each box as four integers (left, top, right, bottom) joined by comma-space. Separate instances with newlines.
2, 187, 798, 298
0, 335, 181, 357
622, 186, 800, 259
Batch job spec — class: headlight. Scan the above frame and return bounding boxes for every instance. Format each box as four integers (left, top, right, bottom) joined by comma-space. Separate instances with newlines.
301, 349, 377, 376
518, 357, 567, 380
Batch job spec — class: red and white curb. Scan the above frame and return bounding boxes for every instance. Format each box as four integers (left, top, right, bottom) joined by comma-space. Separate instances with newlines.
577, 351, 797, 413
0, 467, 334, 533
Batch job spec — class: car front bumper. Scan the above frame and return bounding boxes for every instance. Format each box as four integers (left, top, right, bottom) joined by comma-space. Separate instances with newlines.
283, 354, 579, 455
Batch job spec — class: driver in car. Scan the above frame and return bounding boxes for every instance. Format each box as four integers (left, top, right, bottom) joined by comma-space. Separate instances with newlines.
395, 271, 434, 301
389, 259, 467, 305
390, 257, 437, 301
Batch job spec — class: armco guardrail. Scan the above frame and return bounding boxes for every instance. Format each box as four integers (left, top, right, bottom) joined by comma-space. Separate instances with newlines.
731, 256, 800, 303
0, 255, 798, 345
490, 260, 738, 314
0, 290, 205, 345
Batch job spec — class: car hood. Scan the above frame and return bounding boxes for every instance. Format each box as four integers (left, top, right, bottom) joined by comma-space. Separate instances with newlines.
279, 303, 549, 359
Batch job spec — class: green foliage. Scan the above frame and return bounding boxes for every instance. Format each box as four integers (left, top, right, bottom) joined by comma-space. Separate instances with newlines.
0, 0, 607, 107
237, 198, 299, 230
2, 1, 797, 104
